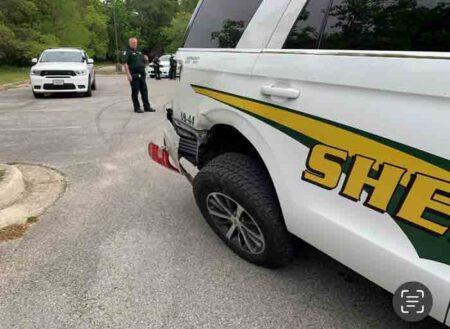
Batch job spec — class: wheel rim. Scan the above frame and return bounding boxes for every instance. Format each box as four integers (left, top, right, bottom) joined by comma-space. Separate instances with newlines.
206, 192, 265, 255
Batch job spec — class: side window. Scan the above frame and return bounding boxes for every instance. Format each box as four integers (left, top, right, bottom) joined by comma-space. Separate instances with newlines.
284, 0, 450, 52
183, 0, 263, 48
283, 0, 332, 49
320, 0, 450, 52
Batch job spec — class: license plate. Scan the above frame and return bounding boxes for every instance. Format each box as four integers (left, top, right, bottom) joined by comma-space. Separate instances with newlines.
53, 79, 64, 86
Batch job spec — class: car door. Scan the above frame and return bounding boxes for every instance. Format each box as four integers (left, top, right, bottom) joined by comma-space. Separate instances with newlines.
246, 0, 450, 323
173, 0, 291, 134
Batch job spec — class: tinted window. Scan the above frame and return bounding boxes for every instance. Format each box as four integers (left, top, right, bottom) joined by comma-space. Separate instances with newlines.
183, 0, 263, 48
321, 0, 450, 52
284, 0, 450, 52
284, 0, 331, 49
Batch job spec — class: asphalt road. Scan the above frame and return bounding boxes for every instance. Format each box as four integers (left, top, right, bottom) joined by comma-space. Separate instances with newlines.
0, 75, 444, 329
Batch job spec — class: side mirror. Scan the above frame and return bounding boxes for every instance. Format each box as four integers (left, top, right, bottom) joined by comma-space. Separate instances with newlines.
31, 58, 38, 64
87, 58, 94, 64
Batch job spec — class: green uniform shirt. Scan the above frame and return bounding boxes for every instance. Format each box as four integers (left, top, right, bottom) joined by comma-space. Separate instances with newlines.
122, 48, 146, 73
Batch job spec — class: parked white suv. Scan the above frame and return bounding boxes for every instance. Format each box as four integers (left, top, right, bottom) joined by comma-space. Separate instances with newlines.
30, 48, 96, 98
150, 0, 450, 325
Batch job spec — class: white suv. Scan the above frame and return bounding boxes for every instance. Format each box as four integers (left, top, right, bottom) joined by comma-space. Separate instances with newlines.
150, 0, 450, 325
30, 48, 96, 98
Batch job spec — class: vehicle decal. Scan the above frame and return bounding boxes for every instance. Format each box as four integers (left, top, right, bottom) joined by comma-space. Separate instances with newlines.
192, 84, 450, 266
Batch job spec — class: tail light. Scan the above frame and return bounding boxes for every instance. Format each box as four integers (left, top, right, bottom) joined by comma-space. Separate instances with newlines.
148, 143, 179, 172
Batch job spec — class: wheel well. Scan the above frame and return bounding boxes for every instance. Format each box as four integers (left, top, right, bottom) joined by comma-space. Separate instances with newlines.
198, 125, 260, 169
197, 124, 286, 230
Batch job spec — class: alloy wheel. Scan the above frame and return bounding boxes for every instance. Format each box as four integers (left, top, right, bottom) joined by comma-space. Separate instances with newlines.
206, 192, 265, 255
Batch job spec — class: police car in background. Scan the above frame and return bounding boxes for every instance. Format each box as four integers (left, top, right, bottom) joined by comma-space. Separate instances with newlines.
148, 55, 181, 78
149, 0, 450, 325
30, 48, 96, 98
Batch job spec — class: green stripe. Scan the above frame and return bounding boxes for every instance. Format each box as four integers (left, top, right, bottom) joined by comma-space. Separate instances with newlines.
193, 84, 450, 266
192, 84, 449, 172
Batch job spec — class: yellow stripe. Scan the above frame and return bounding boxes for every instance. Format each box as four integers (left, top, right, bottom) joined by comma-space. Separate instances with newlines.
193, 86, 449, 185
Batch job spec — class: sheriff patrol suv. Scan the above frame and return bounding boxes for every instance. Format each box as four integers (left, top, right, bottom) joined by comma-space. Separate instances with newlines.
30, 48, 96, 98
149, 0, 450, 325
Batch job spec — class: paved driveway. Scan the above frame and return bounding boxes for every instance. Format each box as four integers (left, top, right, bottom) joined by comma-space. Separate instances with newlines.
0, 76, 444, 328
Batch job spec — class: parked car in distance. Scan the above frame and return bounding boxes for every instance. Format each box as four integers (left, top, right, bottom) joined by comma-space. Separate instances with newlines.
148, 55, 181, 78
30, 48, 96, 98
149, 0, 450, 326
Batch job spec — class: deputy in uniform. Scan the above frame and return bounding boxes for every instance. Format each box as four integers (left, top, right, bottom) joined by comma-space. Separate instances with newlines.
152, 56, 161, 80
169, 55, 177, 80
122, 37, 155, 113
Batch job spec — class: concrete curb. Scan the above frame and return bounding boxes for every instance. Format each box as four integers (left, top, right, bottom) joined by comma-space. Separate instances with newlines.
0, 164, 66, 230
0, 164, 25, 209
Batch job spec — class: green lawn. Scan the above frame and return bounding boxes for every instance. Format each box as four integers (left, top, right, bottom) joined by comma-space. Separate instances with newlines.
95, 61, 115, 68
0, 66, 30, 86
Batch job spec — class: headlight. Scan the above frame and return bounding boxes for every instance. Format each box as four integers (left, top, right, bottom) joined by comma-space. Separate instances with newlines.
75, 70, 88, 76
31, 70, 40, 76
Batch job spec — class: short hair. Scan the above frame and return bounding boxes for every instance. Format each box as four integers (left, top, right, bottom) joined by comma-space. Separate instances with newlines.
129, 37, 138, 42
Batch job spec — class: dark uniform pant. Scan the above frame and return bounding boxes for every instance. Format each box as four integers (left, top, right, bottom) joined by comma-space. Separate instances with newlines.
130, 70, 150, 111
169, 67, 176, 80
155, 66, 161, 80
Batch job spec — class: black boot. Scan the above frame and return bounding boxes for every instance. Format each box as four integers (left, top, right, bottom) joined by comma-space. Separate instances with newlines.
135, 108, 144, 113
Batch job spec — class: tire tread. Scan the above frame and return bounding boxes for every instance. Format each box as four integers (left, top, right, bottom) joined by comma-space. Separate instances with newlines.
193, 153, 293, 268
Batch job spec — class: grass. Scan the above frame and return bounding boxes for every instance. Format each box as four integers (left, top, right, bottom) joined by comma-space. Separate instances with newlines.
95, 61, 116, 68
0, 217, 39, 242
0, 66, 30, 86
0, 169, 5, 182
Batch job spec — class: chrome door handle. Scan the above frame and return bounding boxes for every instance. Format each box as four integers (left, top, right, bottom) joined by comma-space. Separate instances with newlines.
261, 86, 300, 99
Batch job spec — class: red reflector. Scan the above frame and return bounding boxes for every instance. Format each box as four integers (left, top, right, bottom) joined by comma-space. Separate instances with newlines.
148, 143, 179, 172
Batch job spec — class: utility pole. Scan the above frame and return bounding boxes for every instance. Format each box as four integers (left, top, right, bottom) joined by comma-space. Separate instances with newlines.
113, 0, 120, 72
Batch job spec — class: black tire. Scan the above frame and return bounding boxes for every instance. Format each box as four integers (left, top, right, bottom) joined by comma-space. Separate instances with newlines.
33, 91, 44, 98
91, 77, 96, 90
84, 76, 92, 97
193, 153, 293, 268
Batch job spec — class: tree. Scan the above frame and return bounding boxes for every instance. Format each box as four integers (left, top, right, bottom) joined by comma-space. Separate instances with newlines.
211, 20, 245, 48
126, 0, 178, 55
325, 0, 450, 51
162, 11, 191, 53
0, 0, 200, 66
180, 0, 199, 13
104, 0, 138, 61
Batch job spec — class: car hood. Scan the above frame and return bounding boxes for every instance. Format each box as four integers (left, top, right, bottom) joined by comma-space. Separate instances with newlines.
149, 61, 169, 68
33, 62, 88, 71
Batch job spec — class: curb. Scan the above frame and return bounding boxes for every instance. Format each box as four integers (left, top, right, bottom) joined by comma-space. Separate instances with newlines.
0, 164, 66, 230
0, 164, 25, 209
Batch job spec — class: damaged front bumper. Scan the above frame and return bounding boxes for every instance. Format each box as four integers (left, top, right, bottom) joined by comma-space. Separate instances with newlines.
148, 109, 204, 183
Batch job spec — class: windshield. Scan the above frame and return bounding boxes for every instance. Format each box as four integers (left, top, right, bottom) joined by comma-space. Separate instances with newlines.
40, 51, 83, 63
159, 55, 171, 62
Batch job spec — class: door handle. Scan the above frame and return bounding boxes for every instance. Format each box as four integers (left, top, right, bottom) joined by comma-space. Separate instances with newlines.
261, 86, 300, 99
